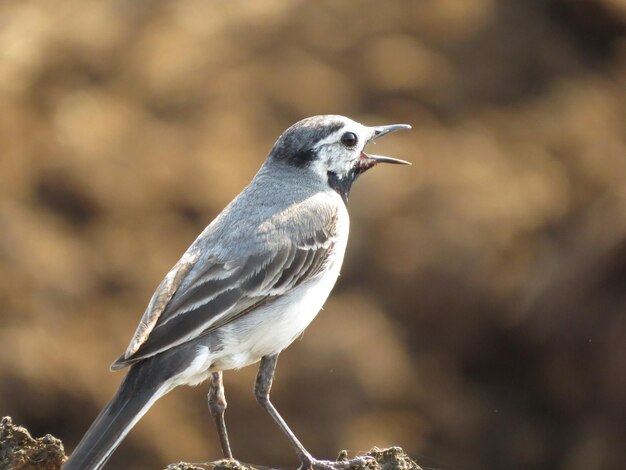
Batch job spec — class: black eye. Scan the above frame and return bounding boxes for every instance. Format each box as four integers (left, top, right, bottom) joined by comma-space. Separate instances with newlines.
340, 132, 358, 148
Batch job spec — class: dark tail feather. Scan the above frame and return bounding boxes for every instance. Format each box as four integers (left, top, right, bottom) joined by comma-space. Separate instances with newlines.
63, 360, 171, 470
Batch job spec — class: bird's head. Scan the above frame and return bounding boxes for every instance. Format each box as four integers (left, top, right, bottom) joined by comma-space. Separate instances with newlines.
268, 115, 411, 202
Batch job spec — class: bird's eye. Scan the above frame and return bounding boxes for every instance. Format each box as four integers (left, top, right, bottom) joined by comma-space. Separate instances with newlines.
340, 132, 358, 148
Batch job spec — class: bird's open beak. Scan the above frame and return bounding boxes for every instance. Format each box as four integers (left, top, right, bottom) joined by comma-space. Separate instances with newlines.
372, 123, 412, 140
358, 123, 412, 170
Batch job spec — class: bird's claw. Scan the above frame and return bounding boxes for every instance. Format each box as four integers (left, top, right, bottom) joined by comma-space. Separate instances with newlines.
336, 455, 377, 469
299, 455, 376, 470
299, 457, 335, 470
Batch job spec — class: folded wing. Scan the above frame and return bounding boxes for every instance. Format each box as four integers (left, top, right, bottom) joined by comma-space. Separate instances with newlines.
111, 211, 338, 370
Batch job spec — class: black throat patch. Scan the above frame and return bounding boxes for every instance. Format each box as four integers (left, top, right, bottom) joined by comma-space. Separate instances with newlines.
327, 168, 359, 203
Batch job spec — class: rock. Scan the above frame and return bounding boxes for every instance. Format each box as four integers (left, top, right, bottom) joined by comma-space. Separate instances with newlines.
0, 417, 420, 470
165, 447, 422, 470
0, 417, 66, 470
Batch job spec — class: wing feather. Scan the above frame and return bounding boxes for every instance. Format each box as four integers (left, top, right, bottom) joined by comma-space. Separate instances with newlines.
111, 209, 339, 370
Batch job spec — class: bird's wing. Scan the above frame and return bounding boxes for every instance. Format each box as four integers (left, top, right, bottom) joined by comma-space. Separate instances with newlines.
111, 208, 339, 370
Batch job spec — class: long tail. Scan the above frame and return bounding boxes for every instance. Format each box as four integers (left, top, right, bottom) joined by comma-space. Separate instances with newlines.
63, 358, 173, 470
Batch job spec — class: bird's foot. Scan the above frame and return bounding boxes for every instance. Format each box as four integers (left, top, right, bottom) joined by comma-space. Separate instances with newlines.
333, 454, 377, 469
298, 455, 334, 470
299, 454, 376, 470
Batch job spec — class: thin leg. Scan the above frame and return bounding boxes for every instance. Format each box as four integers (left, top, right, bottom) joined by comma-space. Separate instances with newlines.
254, 355, 373, 470
208, 371, 233, 459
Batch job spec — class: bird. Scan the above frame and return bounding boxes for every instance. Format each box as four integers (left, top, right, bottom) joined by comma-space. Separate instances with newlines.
62, 115, 411, 470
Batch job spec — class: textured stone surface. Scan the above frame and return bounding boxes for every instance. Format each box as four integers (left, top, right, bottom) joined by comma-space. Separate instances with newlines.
0, 417, 66, 470
165, 447, 422, 470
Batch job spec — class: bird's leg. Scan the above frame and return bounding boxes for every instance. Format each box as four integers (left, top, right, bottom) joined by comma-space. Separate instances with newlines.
208, 371, 233, 459
254, 355, 377, 470
255, 355, 340, 470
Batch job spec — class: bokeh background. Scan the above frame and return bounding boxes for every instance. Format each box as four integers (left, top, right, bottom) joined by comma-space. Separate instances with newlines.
1, 1, 625, 469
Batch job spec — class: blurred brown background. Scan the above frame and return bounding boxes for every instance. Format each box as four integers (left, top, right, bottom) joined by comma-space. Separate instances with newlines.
1, 1, 625, 469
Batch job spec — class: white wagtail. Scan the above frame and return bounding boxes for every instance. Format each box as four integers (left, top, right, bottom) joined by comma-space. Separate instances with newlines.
63, 115, 410, 470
